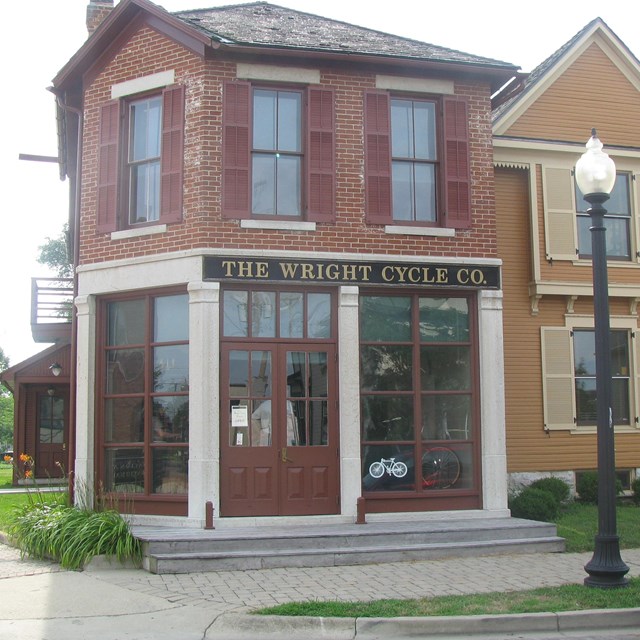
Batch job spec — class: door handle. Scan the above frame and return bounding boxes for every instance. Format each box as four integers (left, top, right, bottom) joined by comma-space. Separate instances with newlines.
280, 447, 293, 463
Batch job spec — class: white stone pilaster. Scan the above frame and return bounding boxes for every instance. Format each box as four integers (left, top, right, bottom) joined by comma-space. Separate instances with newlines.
187, 281, 220, 523
478, 289, 509, 513
338, 286, 361, 517
74, 294, 96, 509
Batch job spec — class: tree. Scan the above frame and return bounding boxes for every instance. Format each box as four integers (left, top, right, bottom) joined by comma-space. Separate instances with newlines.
38, 224, 73, 278
0, 347, 12, 450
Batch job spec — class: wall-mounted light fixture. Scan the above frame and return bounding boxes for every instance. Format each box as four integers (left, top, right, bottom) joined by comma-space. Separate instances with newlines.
49, 363, 63, 377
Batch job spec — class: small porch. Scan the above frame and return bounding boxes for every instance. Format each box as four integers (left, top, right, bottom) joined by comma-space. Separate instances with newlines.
131, 514, 564, 574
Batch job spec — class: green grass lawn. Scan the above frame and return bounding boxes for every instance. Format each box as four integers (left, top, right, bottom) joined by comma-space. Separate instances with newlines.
257, 578, 640, 617
0, 464, 13, 489
558, 501, 640, 552
0, 491, 67, 531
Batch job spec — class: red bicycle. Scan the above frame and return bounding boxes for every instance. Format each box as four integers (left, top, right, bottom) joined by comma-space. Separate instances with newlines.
422, 447, 461, 489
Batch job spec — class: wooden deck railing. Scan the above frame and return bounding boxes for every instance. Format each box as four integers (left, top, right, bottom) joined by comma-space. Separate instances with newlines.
30, 277, 73, 342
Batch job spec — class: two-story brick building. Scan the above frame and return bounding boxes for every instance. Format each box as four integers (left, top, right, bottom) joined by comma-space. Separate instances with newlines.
493, 18, 640, 493
12, 0, 522, 528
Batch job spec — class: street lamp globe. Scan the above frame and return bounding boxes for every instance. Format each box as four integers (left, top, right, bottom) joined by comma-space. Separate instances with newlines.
575, 128, 616, 197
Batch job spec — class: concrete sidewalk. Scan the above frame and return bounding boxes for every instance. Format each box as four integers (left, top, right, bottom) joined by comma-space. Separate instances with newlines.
0, 540, 639, 639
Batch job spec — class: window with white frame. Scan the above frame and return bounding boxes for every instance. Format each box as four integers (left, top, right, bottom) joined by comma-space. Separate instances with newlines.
576, 173, 632, 260
541, 324, 636, 431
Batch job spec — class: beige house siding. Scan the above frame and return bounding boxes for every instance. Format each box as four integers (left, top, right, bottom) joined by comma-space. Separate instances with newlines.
503, 44, 640, 147
497, 167, 640, 472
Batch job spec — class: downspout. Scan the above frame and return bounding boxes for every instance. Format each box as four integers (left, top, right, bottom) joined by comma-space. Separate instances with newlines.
47, 87, 83, 505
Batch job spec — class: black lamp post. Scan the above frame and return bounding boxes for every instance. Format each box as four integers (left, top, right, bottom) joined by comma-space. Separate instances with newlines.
575, 129, 629, 588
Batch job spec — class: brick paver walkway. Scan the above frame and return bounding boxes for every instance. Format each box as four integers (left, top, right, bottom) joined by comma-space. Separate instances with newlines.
2, 537, 639, 613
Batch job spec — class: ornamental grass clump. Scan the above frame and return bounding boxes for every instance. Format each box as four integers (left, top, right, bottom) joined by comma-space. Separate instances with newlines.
8, 502, 141, 571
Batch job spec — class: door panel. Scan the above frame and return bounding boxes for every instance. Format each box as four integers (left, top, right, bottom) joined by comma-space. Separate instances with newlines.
220, 344, 338, 516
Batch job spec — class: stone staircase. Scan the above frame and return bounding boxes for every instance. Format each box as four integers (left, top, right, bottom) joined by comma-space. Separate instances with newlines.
132, 516, 565, 574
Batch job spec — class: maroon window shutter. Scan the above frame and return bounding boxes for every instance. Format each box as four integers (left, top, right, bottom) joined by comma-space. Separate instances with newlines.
160, 84, 185, 224
222, 81, 251, 218
97, 101, 120, 233
364, 90, 392, 224
442, 96, 471, 229
306, 87, 335, 223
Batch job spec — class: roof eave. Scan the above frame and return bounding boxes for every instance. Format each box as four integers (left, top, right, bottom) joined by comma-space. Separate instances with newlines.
52, 0, 214, 92
215, 41, 519, 91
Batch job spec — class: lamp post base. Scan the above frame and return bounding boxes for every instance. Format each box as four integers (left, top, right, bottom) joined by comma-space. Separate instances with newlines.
584, 534, 630, 588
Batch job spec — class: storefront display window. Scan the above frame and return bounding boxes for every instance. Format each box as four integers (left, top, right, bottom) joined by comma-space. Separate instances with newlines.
100, 291, 189, 500
360, 294, 478, 503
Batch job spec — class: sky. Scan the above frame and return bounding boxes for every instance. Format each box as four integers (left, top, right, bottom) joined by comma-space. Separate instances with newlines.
1, 0, 639, 366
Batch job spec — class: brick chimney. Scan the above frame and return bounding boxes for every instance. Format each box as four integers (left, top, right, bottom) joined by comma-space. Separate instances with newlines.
87, 0, 114, 35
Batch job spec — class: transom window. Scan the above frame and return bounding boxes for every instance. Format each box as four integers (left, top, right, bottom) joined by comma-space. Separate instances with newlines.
252, 89, 303, 216
223, 289, 332, 339
573, 329, 630, 426
127, 96, 162, 225
576, 173, 631, 260
391, 98, 438, 222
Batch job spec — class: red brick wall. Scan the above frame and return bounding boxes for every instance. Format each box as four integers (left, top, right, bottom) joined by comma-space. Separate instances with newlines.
79, 25, 497, 266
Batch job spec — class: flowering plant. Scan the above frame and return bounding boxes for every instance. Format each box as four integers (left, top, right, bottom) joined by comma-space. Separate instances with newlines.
18, 453, 34, 479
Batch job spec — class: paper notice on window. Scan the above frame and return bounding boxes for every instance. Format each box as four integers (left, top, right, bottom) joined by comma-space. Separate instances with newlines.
231, 405, 249, 427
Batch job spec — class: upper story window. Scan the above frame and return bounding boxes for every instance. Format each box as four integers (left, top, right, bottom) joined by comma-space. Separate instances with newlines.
391, 98, 437, 223
576, 173, 632, 260
365, 91, 471, 229
128, 96, 162, 224
223, 81, 335, 223
252, 89, 302, 216
96, 85, 184, 233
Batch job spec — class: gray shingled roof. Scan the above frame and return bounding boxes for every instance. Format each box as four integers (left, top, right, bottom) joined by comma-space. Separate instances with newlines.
173, 2, 516, 69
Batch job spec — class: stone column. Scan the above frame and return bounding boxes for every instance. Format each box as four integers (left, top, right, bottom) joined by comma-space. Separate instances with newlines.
478, 289, 509, 514
338, 286, 361, 517
73, 294, 96, 509
187, 281, 220, 523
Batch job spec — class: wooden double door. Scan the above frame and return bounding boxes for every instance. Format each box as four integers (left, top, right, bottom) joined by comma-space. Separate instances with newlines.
220, 343, 339, 516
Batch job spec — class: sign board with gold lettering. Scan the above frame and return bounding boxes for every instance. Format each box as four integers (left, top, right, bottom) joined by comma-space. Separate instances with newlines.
203, 257, 500, 289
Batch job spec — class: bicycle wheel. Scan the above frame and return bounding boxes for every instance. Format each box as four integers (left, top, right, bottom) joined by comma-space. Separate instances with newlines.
391, 461, 408, 478
369, 461, 385, 478
422, 447, 461, 489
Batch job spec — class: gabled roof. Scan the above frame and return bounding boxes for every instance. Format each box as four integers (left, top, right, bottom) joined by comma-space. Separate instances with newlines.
493, 17, 640, 135
53, 0, 518, 92
0, 343, 70, 392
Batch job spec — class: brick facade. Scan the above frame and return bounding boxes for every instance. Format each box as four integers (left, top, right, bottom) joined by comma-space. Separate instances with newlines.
77, 24, 497, 267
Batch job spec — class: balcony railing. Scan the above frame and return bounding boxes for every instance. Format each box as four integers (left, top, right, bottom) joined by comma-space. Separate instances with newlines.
31, 277, 73, 343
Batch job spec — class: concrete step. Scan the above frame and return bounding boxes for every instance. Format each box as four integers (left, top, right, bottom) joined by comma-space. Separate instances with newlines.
145, 536, 565, 574
133, 517, 565, 574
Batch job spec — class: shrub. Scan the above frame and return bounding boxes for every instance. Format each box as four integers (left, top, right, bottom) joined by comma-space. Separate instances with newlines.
576, 472, 598, 503
576, 471, 624, 504
632, 477, 640, 505
529, 477, 571, 505
509, 487, 559, 522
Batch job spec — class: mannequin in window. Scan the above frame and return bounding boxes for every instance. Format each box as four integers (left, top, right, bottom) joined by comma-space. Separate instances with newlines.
251, 399, 298, 446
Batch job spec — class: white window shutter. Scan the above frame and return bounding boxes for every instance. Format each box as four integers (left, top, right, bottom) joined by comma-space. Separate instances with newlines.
635, 330, 640, 428
543, 167, 577, 261
634, 174, 640, 264
541, 327, 575, 430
